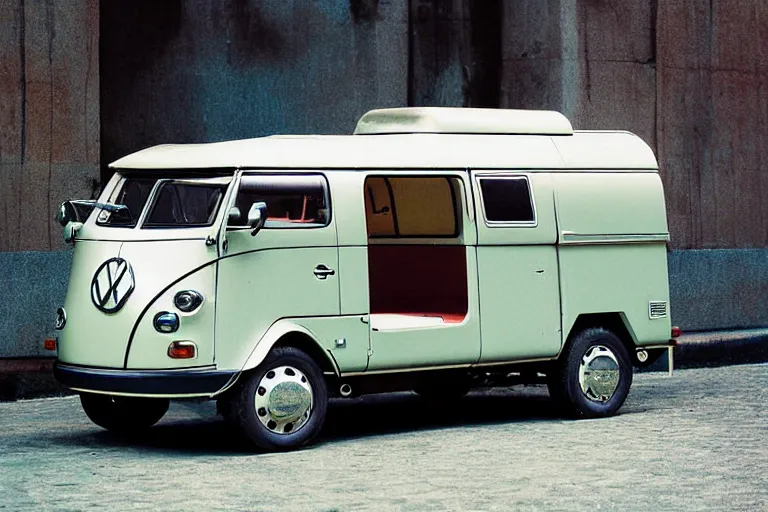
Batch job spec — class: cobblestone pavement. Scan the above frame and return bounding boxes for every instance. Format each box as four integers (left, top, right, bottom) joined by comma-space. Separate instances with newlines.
0, 364, 766, 511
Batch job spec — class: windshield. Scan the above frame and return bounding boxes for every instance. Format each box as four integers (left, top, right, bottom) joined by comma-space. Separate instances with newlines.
97, 178, 156, 227
144, 181, 225, 228
95, 176, 230, 229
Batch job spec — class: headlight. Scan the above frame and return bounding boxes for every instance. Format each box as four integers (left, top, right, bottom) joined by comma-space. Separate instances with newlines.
54, 307, 67, 330
153, 312, 180, 333
173, 290, 204, 313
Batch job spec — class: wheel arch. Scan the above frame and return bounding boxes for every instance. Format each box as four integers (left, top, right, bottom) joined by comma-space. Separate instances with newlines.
560, 312, 636, 361
239, 320, 340, 377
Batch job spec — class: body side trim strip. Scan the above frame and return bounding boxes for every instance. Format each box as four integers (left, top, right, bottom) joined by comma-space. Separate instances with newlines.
560, 232, 670, 245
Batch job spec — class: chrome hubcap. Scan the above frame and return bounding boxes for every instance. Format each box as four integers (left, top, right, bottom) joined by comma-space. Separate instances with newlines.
254, 365, 313, 435
578, 345, 620, 402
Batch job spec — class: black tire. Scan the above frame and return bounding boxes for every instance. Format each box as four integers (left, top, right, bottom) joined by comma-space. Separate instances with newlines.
548, 327, 633, 419
228, 346, 328, 452
79, 393, 169, 433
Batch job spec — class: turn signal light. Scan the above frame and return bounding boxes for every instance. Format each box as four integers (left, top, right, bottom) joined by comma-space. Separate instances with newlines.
168, 341, 197, 359
44, 338, 57, 351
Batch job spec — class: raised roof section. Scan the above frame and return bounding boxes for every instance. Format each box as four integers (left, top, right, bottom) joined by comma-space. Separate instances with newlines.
353, 107, 574, 136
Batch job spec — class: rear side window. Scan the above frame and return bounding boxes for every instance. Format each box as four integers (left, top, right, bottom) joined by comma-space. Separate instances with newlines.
144, 181, 225, 228
478, 176, 535, 224
229, 174, 330, 229
364, 176, 459, 238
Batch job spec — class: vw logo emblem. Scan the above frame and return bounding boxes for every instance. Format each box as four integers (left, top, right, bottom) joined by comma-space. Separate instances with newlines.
91, 258, 135, 313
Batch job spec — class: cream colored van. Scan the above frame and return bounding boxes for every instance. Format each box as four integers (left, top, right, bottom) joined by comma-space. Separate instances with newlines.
53, 107, 676, 452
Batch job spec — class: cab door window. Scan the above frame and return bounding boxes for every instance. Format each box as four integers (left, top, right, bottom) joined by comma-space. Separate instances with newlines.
229, 175, 330, 229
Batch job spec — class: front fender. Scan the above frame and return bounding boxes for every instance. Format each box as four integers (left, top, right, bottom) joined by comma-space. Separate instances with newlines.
239, 319, 340, 376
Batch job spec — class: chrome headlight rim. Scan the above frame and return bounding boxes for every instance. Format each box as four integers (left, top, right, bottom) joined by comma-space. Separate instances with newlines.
173, 290, 205, 314
54, 307, 67, 331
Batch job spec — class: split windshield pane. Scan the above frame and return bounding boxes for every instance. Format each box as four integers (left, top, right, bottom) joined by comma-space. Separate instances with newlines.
98, 178, 156, 227
143, 181, 226, 228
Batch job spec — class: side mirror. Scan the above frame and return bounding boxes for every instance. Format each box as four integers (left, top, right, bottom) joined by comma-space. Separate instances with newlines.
56, 201, 79, 227
63, 222, 84, 244
247, 202, 268, 236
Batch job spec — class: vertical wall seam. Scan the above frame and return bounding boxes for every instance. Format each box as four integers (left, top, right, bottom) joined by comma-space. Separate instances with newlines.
406, 0, 414, 106
19, 0, 26, 164
47, 0, 55, 250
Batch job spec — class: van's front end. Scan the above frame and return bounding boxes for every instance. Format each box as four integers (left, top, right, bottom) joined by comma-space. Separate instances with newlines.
53, 169, 240, 430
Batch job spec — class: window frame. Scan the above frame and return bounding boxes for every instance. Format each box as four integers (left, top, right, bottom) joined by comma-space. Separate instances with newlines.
141, 179, 228, 229
226, 172, 333, 231
95, 176, 158, 229
474, 174, 538, 228
364, 174, 460, 239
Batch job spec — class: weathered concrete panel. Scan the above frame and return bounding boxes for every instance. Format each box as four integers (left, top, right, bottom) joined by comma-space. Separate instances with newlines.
0, 0, 99, 252
581, 0, 654, 63
669, 249, 768, 331
657, 0, 768, 250
0, 0, 23, 165
576, 60, 656, 147
100, 0, 408, 172
656, 66, 712, 249
0, 250, 72, 357
409, 0, 467, 107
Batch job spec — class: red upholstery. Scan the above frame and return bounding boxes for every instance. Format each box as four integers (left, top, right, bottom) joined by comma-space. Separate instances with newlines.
368, 245, 468, 321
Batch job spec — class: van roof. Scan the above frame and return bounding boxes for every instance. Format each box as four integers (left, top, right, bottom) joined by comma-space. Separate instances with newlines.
109, 108, 659, 171
353, 107, 574, 135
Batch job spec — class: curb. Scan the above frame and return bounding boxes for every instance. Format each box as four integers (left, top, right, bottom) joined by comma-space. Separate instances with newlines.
641, 328, 768, 372
0, 358, 71, 401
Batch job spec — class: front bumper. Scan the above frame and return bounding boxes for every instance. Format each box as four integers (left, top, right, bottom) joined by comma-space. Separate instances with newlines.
54, 361, 239, 397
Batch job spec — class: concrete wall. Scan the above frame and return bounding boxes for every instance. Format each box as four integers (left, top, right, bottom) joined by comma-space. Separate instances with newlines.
0, 0, 100, 252
498, 0, 768, 331
99, 0, 408, 177
1, 0, 767, 361
0, 0, 98, 357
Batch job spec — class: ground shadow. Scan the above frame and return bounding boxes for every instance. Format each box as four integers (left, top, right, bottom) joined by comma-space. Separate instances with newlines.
46, 387, 566, 455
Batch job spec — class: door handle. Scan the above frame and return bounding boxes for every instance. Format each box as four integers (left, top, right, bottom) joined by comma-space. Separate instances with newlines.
313, 264, 336, 280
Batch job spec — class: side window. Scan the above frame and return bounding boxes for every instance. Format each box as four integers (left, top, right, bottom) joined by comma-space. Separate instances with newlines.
364, 176, 458, 238
230, 174, 330, 229
477, 176, 535, 224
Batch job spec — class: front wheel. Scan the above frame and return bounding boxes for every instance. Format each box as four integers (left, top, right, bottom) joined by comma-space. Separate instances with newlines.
79, 393, 169, 432
227, 346, 328, 452
548, 327, 633, 419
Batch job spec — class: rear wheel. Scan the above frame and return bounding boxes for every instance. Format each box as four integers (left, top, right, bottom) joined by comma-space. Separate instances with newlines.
79, 393, 169, 432
548, 327, 632, 418
227, 346, 328, 452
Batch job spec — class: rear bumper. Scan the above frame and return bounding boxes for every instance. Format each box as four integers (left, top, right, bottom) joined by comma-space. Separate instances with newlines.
53, 361, 238, 397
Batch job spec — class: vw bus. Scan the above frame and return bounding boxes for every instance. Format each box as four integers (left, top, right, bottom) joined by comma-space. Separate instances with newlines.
52, 107, 676, 452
